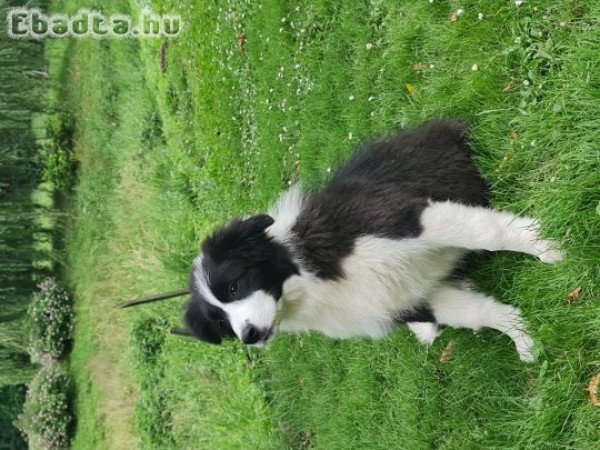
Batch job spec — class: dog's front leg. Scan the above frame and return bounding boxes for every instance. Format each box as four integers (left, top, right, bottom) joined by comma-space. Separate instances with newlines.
420, 201, 564, 262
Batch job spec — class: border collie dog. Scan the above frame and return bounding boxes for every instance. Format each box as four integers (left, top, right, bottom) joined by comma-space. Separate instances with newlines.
186, 120, 564, 362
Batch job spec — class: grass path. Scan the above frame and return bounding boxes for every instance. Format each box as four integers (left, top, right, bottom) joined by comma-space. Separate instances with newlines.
59, 0, 599, 448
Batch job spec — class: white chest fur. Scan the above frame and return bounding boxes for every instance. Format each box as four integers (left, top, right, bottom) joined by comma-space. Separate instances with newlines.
277, 236, 464, 338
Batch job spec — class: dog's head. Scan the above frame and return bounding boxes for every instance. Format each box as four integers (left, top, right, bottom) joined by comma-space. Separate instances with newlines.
185, 214, 298, 346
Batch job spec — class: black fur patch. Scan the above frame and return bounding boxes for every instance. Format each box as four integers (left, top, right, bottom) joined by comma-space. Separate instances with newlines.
291, 120, 489, 280
394, 305, 437, 324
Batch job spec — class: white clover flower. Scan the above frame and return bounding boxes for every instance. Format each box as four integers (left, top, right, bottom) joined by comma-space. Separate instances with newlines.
478, 13, 484, 20
366, 43, 373, 50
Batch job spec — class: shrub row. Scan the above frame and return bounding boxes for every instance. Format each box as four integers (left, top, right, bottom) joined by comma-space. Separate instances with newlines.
16, 278, 74, 450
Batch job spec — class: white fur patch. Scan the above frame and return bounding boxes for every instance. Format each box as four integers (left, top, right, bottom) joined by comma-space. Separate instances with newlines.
267, 184, 305, 243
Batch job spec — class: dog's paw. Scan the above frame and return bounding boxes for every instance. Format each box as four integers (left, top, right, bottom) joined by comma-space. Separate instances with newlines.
520, 220, 565, 263
535, 239, 566, 264
514, 333, 536, 363
407, 322, 440, 345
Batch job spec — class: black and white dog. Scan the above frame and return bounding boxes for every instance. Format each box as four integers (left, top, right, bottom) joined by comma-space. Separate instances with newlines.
185, 120, 563, 362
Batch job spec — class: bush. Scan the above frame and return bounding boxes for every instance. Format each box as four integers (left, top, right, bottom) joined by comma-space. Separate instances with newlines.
28, 278, 73, 361
41, 114, 77, 192
130, 316, 168, 368
15, 362, 73, 450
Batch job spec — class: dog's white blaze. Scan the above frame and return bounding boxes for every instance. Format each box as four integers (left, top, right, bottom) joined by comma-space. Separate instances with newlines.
221, 290, 277, 339
192, 256, 277, 340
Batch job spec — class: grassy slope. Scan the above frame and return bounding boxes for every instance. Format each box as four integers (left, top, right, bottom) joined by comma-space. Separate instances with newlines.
62, 0, 599, 448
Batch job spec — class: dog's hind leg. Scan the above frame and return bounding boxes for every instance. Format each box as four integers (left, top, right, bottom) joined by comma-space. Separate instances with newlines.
428, 284, 535, 362
420, 201, 564, 263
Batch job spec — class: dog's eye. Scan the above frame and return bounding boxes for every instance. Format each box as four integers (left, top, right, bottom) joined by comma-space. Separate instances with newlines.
229, 281, 239, 294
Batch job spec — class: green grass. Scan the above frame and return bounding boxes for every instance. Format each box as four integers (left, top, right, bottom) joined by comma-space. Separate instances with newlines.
56, 0, 600, 448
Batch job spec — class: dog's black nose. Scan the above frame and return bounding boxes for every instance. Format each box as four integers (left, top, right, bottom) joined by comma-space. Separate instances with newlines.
241, 325, 260, 344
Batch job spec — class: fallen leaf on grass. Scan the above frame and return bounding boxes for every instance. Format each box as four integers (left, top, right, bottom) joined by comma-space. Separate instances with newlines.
406, 83, 417, 95
502, 83, 514, 93
411, 63, 427, 71
440, 340, 455, 362
586, 374, 599, 406
509, 131, 518, 140
567, 287, 582, 304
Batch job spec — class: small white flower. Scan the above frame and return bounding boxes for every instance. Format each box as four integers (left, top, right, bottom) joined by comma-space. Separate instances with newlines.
523, 79, 530, 86
559, 21, 566, 28
471, 64, 479, 71
366, 43, 373, 50
478, 13, 484, 20
456, 9, 464, 17
515, 0, 524, 6
348, 132, 353, 139
368, 96, 375, 102
514, 37, 521, 44
281, 17, 286, 22
349, 95, 355, 101
326, 167, 332, 173
429, 64, 435, 69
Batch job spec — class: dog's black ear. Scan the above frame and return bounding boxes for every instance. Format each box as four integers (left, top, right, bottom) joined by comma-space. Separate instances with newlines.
202, 214, 276, 262
243, 214, 274, 233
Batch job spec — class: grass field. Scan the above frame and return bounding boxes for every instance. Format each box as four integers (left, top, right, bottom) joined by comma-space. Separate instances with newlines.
54, 0, 600, 448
